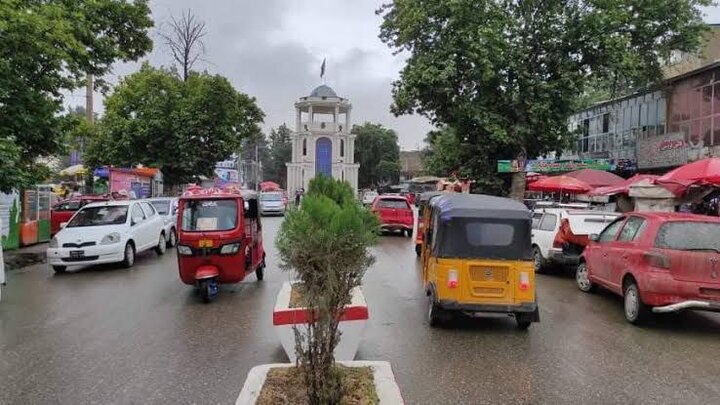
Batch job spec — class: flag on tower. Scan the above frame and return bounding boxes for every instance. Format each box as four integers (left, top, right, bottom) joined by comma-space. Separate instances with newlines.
320, 58, 326, 79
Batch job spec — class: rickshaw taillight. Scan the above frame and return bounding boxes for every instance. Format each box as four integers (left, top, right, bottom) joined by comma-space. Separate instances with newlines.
447, 269, 458, 289
519, 272, 530, 291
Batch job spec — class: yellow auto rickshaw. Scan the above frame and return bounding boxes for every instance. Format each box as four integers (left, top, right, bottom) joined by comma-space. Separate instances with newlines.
414, 191, 442, 257
422, 193, 539, 329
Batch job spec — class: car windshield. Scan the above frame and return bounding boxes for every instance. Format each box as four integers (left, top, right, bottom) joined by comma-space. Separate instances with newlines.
150, 200, 171, 215
655, 221, 720, 251
67, 206, 128, 227
182, 199, 238, 231
261, 193, 282, 201
378, 199, 408, 209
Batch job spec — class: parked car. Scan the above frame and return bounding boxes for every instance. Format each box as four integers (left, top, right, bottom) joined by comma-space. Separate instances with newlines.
47, 200, 166, 273
361, 190, 379, 205
50, 195, 109, 236
259, 191, 286, 216
372, 195, 413, 237
532, 208, 619, 273
147, 197, 178, 247
577, 212, 720, 324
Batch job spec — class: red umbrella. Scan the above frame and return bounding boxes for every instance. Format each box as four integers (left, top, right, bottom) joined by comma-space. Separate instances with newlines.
260, 181, 281, 191
527, 175, 592, 193
590, 174, 659, 196
566, 169, 624, 187
656, 157, 720, 186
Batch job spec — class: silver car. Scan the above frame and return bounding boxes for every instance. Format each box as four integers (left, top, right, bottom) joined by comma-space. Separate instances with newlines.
259, 191, 286, 216
147, 198, 178, 247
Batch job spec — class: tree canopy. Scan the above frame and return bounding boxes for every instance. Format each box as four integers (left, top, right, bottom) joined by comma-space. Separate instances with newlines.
378, 0, 711, 197
352, 122, 401, 188
86, 64, 264, 186
264, 124, 293, 187
0, 0, 153, 192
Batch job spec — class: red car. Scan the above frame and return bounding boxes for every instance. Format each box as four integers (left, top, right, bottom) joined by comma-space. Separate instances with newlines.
577, 212, 720, 324
372, 195, 414, 237
50, 196, 109, 236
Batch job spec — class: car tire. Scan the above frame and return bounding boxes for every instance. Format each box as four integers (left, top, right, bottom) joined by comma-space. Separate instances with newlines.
155, 233, 167, 255
427, 290, 448, 327
255, 263, 265, 281
532, 247, 546, 274
167, 228, 177, 248
122, 242, 135, 268
575, 262, 595, 293
52, 265, 67, 274
405, 229, 412, 238
623, 281, 652, 325
415, 244, 422, 257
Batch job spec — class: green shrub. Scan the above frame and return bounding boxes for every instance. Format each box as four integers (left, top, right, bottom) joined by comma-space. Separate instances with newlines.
276, 176, 379, 404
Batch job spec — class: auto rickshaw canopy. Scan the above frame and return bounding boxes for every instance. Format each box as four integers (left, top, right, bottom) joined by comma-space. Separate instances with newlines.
428, 193, 532, 260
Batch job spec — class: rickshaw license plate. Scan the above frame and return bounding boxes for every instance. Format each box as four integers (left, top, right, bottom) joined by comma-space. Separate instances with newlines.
198, 239, 214, 248
70, 250, 85, 258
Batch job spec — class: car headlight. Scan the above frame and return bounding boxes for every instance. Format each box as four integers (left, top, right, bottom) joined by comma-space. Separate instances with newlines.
177, 245, 193, 255
100, 232, 121, 245
49, 236, 59, 248
220, 242, 241, 255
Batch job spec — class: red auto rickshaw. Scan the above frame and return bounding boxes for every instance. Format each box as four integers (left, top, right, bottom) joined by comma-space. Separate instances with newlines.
176, 188, 266, 302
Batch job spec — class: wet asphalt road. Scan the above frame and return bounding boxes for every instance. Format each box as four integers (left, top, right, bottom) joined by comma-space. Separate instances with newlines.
2, 216, 720, 404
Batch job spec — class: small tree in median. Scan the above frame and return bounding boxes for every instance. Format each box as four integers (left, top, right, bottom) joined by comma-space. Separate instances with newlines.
276, 175, 379, 404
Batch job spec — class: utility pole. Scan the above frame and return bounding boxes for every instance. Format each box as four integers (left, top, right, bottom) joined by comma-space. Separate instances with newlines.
255, 142, 260, 191
86, 74, 93, 124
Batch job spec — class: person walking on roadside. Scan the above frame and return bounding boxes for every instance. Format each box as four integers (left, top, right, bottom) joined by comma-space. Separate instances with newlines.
294, 188, 301, 206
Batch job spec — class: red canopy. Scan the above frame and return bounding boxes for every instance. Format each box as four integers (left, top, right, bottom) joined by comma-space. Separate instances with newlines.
260, 181, 281, 191
527, 175, 592, 193
656, 158, 720, 187
590, 174, 659, 196
566, 169, 624, 187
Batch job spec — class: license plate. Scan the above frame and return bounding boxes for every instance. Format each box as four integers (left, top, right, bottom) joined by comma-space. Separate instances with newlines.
70, 250, 85, 258
198, 239, 214, 248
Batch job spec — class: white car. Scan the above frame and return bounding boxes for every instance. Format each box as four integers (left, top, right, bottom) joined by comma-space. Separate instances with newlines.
259, 191, 286, 216
361, 191, 379, 205
531, 207, 620, 273
147, 197, 178, 247
47, 200, 166, 273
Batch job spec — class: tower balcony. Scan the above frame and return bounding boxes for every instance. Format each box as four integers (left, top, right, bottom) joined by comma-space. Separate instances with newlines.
298, 121, 348, 133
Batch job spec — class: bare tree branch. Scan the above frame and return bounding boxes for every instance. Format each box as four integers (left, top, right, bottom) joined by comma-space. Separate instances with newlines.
158, 9, 207, 81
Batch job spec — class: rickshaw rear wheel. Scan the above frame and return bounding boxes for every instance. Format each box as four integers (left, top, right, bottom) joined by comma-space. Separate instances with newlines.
515, 314, 533, 330
198, 279, 216, 303
415, 244, 422, 257
427, 290, 448, 327
405, 229, 412, 238
255, 264, 264, 281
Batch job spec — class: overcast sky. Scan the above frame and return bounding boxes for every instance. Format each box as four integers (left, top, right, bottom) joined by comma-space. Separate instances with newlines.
76, 1, 720, 151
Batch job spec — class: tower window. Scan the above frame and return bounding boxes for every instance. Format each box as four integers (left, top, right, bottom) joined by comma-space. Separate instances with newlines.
340, 139, 344, 157
302, 138, 307, 156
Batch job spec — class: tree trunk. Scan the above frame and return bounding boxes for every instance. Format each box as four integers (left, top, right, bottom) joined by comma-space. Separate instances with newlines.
509, 150, 526, 200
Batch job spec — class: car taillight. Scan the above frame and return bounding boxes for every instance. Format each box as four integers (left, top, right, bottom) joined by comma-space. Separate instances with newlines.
519, 272, 530, 291
447, 269, 458, 288
643, 251, 670, 269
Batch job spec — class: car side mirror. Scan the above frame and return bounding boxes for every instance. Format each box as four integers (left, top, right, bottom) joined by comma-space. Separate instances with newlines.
60, 222, 68, 229
589, 233, 600, 242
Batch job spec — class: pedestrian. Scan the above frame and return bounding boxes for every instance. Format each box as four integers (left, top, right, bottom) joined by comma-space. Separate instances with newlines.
294, 189, 301, 206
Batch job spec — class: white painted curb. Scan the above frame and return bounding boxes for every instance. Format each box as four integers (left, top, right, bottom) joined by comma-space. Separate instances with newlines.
273, 281, 368, 362
236, 361, 404, 404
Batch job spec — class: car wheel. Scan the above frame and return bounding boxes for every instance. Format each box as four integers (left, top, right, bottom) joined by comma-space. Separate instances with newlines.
427, 290, 447, 327
52, 265, 67, 274
575, 262, 595, 293
122, 242, 135, 268
167, 228, 177, 248
623, 281, 652, 325
532, 247, 546, 274
415, 244, 422, 257
155, 233, 167, 255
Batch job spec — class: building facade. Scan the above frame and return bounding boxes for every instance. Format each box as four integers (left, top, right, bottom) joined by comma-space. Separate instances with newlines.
286, 85, 359, 194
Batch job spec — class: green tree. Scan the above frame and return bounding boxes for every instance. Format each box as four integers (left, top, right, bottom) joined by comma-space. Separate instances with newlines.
352, 122, 401, 187
86, 64, 264, 186
275, 175, 378, 404
0, 0, 153, 193
264, 123, 293, 187
379, 0, 711, 198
